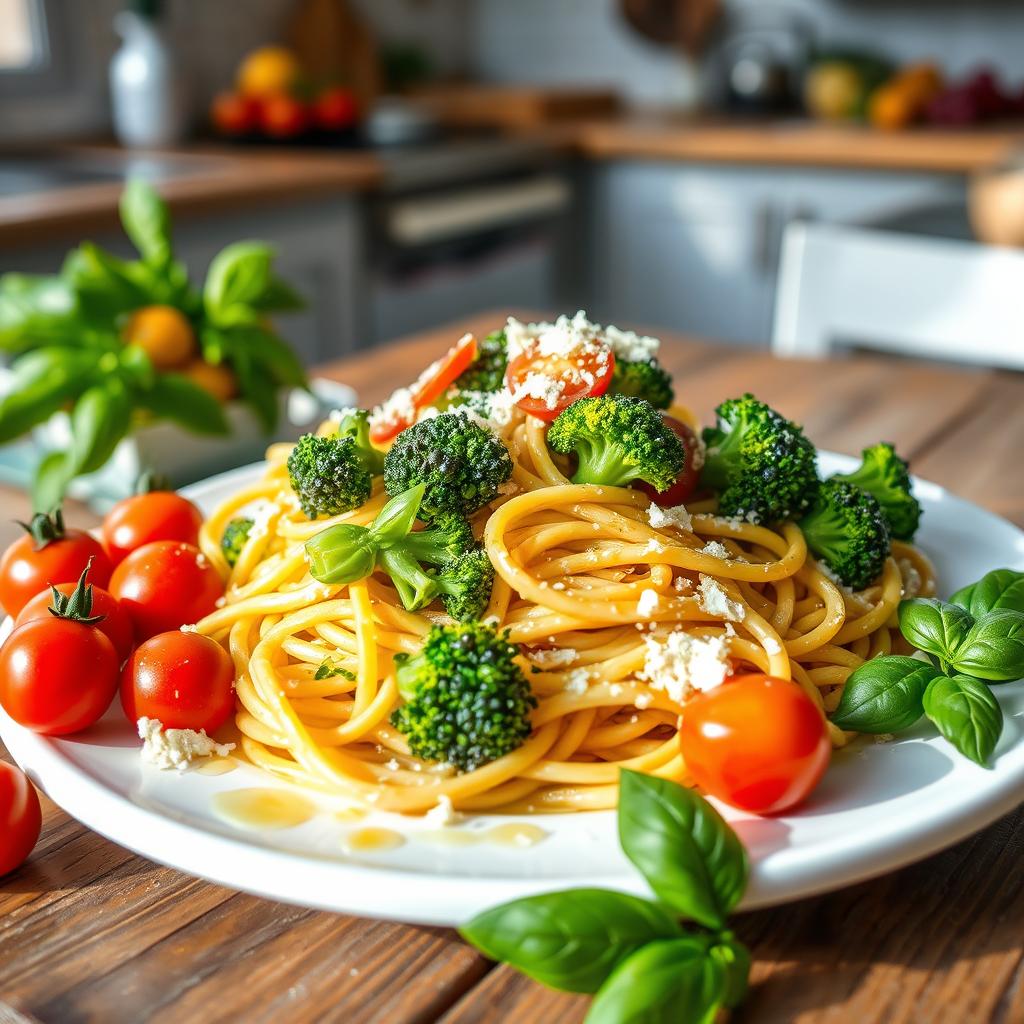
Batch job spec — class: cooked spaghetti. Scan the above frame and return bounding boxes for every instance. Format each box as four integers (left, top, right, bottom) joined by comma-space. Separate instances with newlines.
194, 318, 936, 816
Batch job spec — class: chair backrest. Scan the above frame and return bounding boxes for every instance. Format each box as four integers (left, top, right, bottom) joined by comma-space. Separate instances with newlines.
771, 220, 1024, 370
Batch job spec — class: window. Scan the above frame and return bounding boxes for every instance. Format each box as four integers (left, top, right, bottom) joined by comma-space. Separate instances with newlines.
0, 0, 46, 71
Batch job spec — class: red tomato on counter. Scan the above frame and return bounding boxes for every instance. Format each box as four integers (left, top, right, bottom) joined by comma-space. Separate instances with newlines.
0, 762, 42, 877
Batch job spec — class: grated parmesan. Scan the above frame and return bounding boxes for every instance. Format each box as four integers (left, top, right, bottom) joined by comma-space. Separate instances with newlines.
647, 503, 693, 532
564, 668, 591, 694
138, 717, 234, 772
424, 794, 461, 826
636, 588, 661, 618
527, 647, 578, 669
697, 575, 745, 621
638, 631, 730, 704
700, 540, 730, 559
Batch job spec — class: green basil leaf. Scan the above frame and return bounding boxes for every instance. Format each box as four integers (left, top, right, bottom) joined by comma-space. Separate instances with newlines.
32, 450, 71, 513
830, 655, 939, 733
251, 275, 305, 312
68, 382, 132, 475
231, 346, 279, 434
137, 373, 230, 436
204, 241, 273, 316
585, 937, 723, 1024
0, 273, 79, 350
898, 598, 974, 667
62, 243, 153, 321
709, 933, 751, 1008
922, 674, 1003, 766
950, 610, 1024, 682
460, 889, 683, 995
0, 348, 97, 443
950, 569, 1024, 618
119, 179, 172, 268
617, 769, 747, 930
222, 324, 307, 389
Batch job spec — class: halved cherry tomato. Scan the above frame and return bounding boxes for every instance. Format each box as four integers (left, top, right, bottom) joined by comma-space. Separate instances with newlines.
0, 616, 120, 735
0, 511, 111, 617
101, 490, 203, 566
680, 673, 830, 815
635, 415, 702, 506
109, 541, 223, 640
369, 334, 478, 444
505, 342, 615, 422
121, 631, 235, 733
0, 762, 41, 877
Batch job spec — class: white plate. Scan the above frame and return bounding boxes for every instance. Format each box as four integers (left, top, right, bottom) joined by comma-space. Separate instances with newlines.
4, 453, 1024, 926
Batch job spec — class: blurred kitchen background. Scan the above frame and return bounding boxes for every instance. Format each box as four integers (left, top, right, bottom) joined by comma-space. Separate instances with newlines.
3, 0, 1024, 364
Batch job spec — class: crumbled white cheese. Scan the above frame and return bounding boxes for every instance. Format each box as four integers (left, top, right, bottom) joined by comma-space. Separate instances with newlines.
647, 503, 693, 532
639, 631, 730, 704
485, 387, 517, 427
700, 541, 730, 559
897, 557, 923, 599
385, 758, 400, 771
674, 575, 693, 593
564, 668, 591, 694
328, 406, 360, 424
179, 623, 199, 633
636, 588, 661, 618
763, 636, 783, 655
697, 575, 745, 621
527, 647, 578, 669
424, 794, 461, 826
369, 383, 419, 434
137, 717, 234, 772
644, 538, 666, 554
634, 691, 654, 709
551, 580, 567, 591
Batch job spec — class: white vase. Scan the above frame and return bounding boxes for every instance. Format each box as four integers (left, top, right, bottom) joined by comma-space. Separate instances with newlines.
109, 9, 189, 148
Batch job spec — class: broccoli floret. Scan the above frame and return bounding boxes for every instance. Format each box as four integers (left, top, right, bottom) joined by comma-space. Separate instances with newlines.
454, 330, 507, 394
609, 358, 674, 409
700, 394, 819, 523
401, 512, 476, 564
334, 408, 386, 476
831, 442, 921, 541
435, 548, 495, 622
383, 411, 513, 521
390, 621, 536, 771
799, 479, 891, 590
545, 395, 685, 492
220, 517, 254, 567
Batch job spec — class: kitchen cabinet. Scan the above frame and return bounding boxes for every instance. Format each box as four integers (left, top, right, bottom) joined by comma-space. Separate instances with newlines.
585, 161, 964, 345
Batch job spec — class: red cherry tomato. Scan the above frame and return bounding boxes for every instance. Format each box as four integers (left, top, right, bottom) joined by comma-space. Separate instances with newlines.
635, 415, 702, 506
121, 631, 235, 733
505, 342, 615, 422
101, 490, 203, 566
313, 87, 359, 131
210, 91, 261, 135
0, 762, 42, 877
260, 94, 309, 138
15, 580, 134, 662
0, 513, 111, 617
680, 674, 830, 815
109, 541, 223, 640
0, 617, 120, 735
369, 333, 478, 444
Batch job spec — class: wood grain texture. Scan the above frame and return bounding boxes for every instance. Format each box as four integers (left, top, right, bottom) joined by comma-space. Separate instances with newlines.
2, 311, 1024, 1023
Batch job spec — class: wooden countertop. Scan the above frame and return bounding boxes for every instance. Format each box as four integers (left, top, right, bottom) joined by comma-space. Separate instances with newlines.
3, 310, 1024, 1022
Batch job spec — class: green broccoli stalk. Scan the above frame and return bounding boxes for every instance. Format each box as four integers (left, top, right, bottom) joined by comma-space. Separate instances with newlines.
305, 483, 494, 620
545, 395, 685, 493
453, 330, 508, 394
287, 410, 385, 518
609, 358, 674, 409
220, 516, 254, 567
390, 621, 536, 771
831, 442, 921, 541
700, 394, 819, 523
383, 411, 513, 521
799, 479, 891, 590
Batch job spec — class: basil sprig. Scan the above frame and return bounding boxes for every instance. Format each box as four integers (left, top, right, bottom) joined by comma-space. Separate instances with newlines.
460, 770, 751, 1023
832, 568, 1024, 766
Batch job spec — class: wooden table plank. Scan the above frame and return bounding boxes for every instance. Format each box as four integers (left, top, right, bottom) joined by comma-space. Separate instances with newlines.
2, 311, 1023, 1023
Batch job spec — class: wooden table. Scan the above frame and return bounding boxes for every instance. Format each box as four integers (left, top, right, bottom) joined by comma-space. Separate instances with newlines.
2, 311, 1024, 1023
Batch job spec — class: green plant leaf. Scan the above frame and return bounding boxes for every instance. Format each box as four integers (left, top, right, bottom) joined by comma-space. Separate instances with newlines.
0, 348, 98, 443
67, 381, 132, 475
119, 179, 172, 268
585, 937, 723, 1024
950, 610, 1024, 682
204, 241, 274, 317
922, 674, 1003, 766
32, 450, 71, 513
460, 889, 684, 995
251, 275, 305, 312
0, 273, 79, 350
137, 373, 230, 436
898, 598, 974, 669
950, 569, 1024, 617
709, 934, 751, 1009
231, 346, 279, 433
63, 243, 153, 321
223, 324, 308, 389
617, 769, 748, 930
830, 655, 940, 733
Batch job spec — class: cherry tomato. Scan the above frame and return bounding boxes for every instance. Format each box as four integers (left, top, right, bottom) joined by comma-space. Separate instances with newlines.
15, 580, 134, 662
680, 674, 830, 815
210, 91, 261, 136
0, 617, 120, 735
369, 333, 478, 444
121, 631, 235, 733
101, 490, 203, 566
635, 415, 702, 506
0, 762, 42, 877
0, 512, 111, 617
260, 94, 309, 138
109, 541, 223, 640
506, 342, 615, 422
313, 87, 359, 131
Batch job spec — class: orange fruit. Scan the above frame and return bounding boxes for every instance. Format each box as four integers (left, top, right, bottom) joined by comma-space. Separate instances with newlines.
237, 47, 301, 99
123, 306, 196, 369
180, 359, 238, 402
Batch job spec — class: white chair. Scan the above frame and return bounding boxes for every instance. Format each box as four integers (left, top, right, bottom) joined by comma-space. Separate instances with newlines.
771, 219, 1024, 369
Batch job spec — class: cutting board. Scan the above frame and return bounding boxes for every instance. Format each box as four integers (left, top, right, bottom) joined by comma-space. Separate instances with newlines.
413, 85, 620, 130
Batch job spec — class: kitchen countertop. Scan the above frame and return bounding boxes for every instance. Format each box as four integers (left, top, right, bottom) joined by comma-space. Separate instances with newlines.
3, 310, 1024, 1023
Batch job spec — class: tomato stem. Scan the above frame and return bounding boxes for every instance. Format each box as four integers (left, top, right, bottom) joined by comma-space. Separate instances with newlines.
16, 508, 67, 550
48, 558, 106, 625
